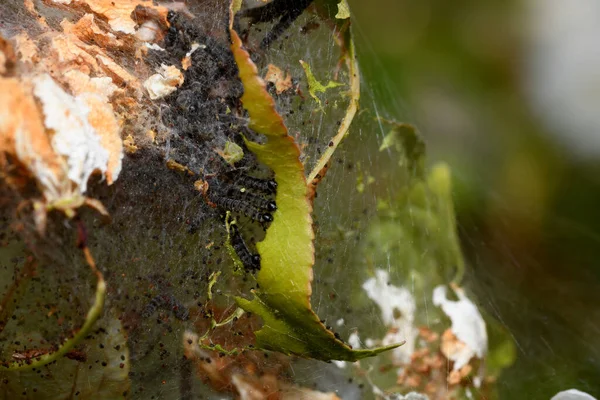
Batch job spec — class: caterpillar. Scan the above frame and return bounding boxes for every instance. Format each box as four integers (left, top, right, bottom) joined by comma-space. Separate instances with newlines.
220, 186, 277, 212
209, 192, 274, 223
230, 223, 261, 273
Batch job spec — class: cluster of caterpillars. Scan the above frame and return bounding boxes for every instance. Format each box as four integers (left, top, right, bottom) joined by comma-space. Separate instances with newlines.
161, 8, 295, 275
207, 171, 278, 273
207, 172, 277, 223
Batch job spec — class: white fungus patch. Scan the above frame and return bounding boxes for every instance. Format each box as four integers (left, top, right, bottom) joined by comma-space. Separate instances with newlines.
362, 269, 417, 364
32, 74, 110, 195
551, 389, 597, 400
432, 285, 487, 370
143, 64, 184, 100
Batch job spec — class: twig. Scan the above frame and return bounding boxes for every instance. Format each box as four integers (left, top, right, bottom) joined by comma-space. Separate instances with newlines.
2, 225, 106, 371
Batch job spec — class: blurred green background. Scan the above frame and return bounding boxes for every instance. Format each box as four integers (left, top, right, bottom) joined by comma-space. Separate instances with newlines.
349, 0, 600, 398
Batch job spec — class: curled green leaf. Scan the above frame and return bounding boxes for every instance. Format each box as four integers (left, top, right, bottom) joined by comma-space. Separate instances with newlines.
228, 6, 401, 362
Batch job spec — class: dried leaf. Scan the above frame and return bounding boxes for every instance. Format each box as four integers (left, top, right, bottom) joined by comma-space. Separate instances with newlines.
0, 77, 65, 189
50, 0, 166, 34
61, 14, 126, 49
265, 64, 292, 94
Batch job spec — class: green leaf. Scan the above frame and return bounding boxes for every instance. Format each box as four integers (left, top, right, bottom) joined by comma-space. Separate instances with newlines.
364, 125, 464, 314
228, 12, 401, 362
365, 162, 465, 290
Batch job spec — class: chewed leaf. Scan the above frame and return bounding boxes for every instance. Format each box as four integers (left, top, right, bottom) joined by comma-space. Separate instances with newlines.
229, 8, 400, 361
335, 0, 351, 19
218, 141, 244, 165
300, 59, 343, 109
265, 64, 293, 94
